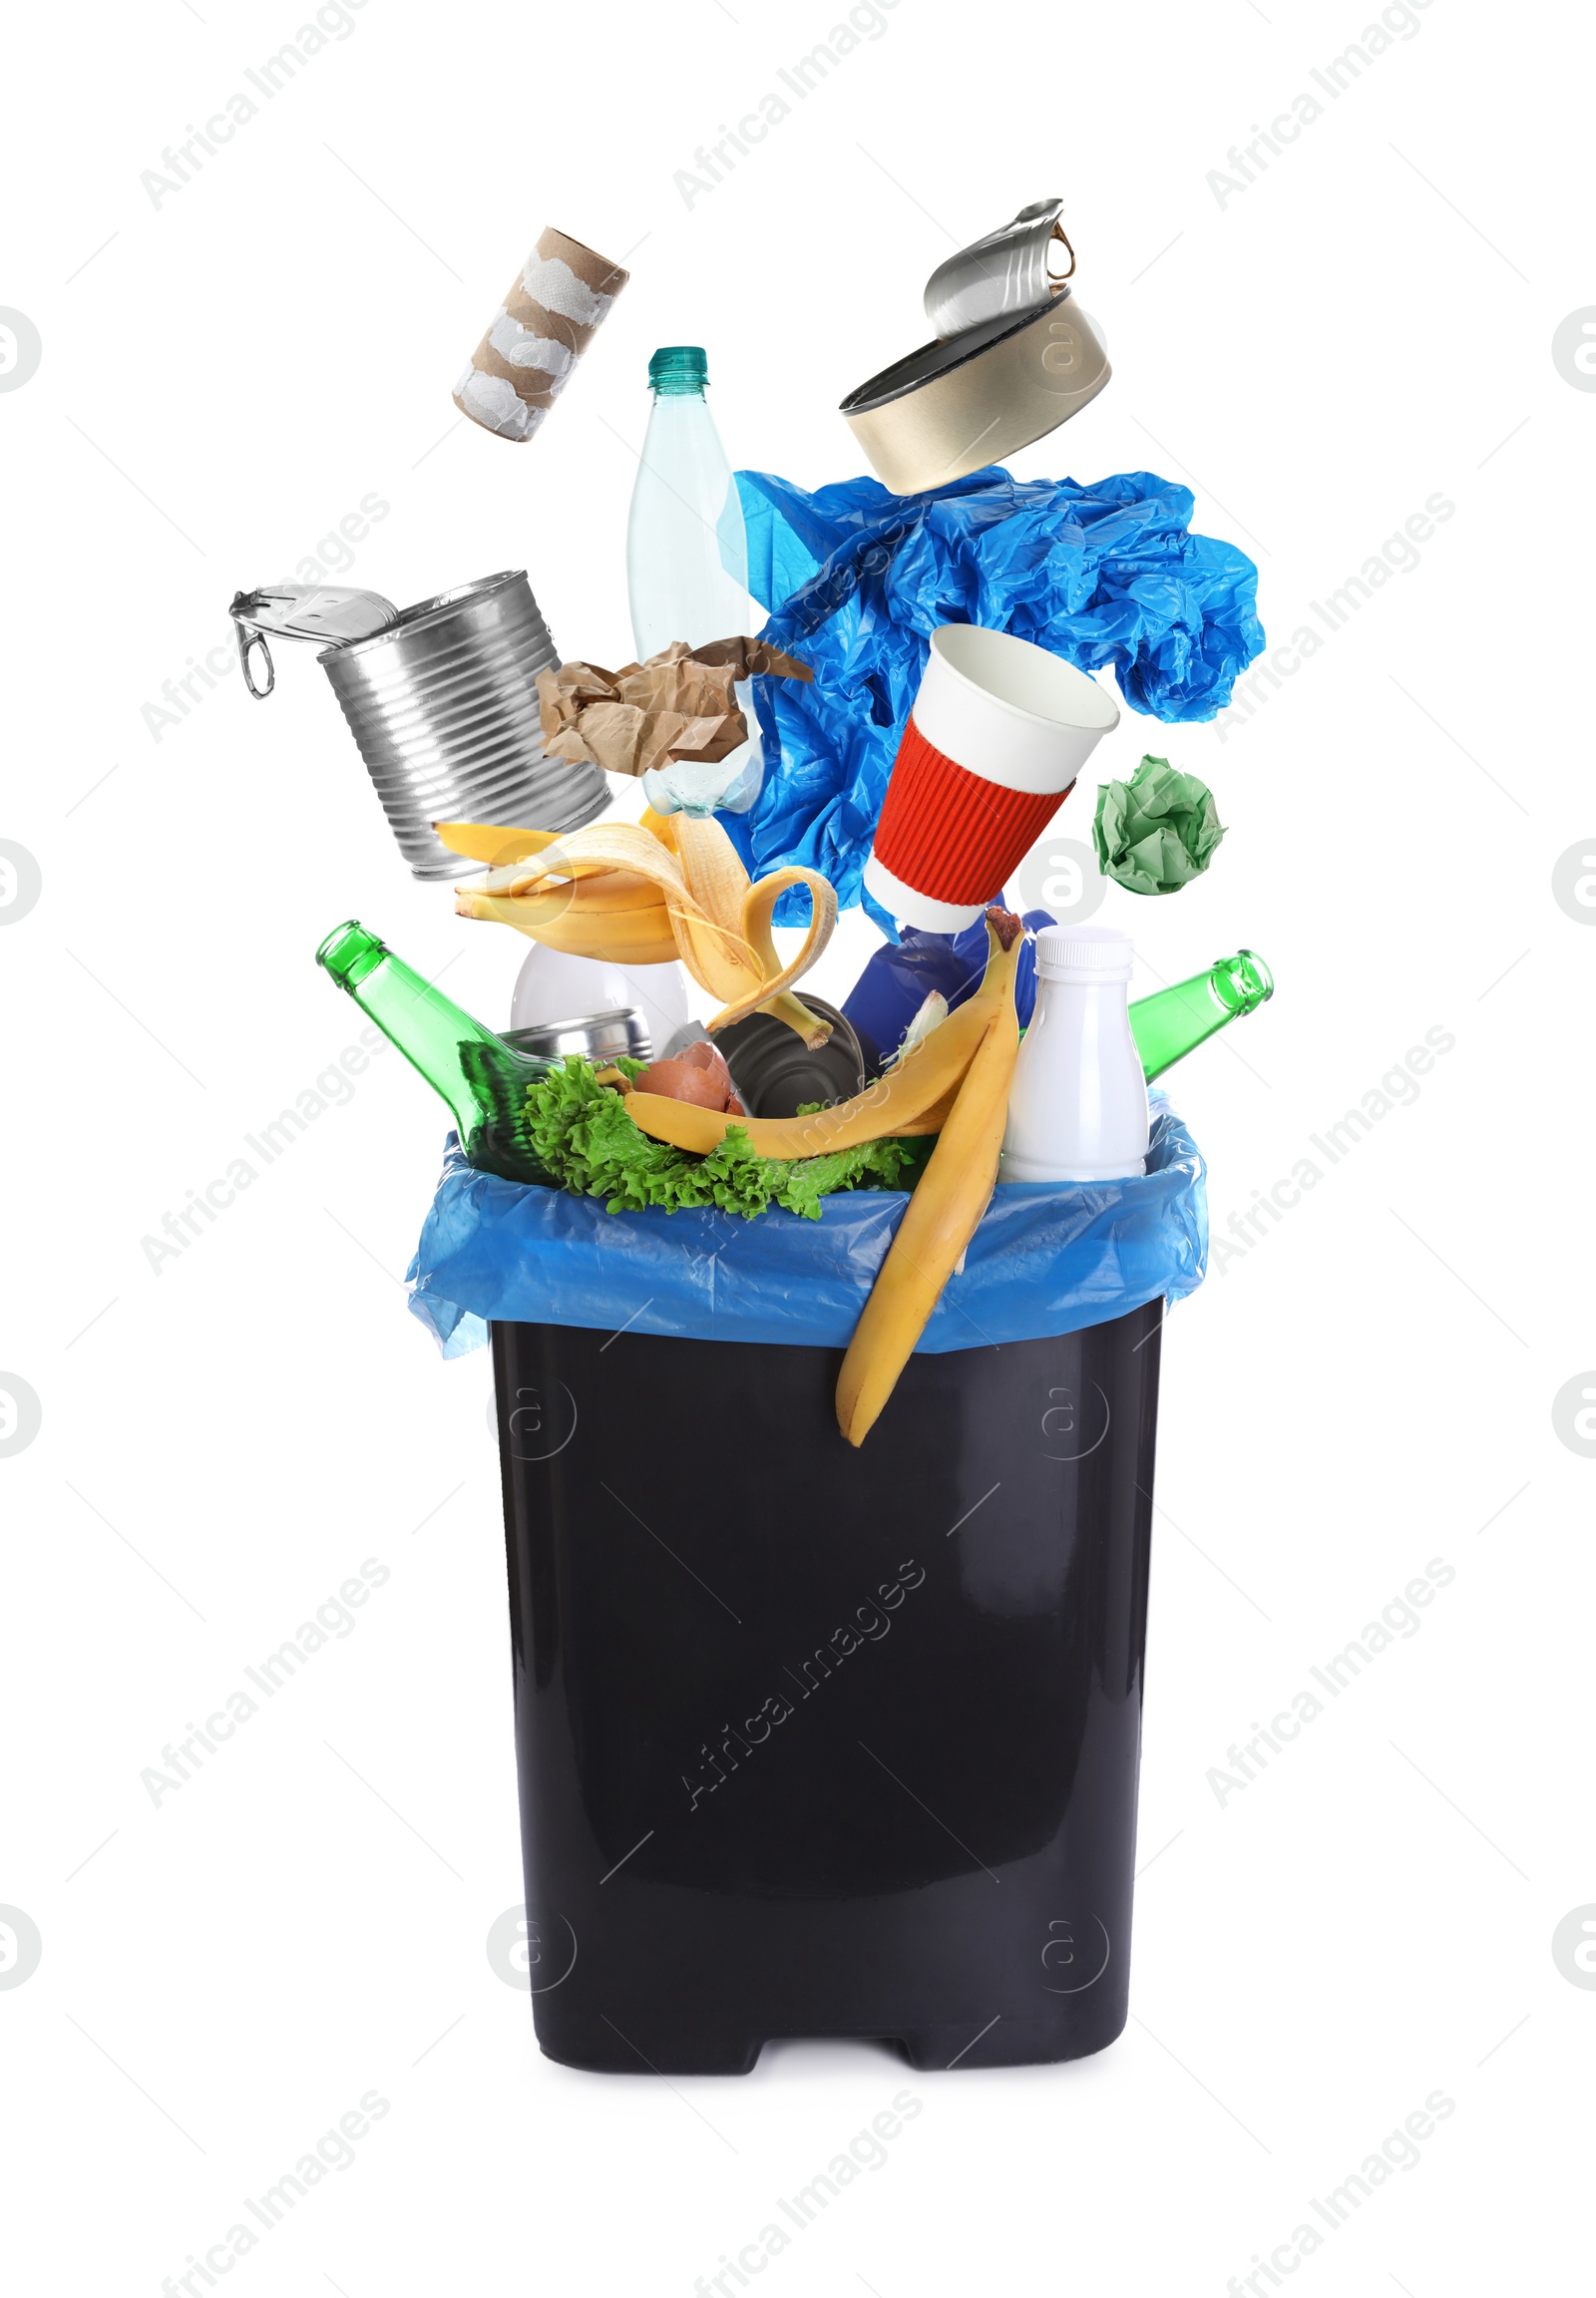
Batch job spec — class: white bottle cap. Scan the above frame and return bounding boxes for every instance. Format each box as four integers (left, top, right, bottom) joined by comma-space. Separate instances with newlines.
1033, 924, 1134, 982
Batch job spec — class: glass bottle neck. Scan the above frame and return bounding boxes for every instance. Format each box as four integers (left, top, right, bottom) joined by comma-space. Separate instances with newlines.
317, 923, 513, 1142
1129, 952, 1273, 1082
1209, 950, 1273, 1014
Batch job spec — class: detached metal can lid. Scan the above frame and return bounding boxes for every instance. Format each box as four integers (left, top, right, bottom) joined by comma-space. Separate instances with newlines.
923, 197, 1073, 339
228, 583, 400, 698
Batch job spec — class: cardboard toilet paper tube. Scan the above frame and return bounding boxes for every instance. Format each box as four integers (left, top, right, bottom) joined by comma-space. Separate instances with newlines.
453, 227, 629, 443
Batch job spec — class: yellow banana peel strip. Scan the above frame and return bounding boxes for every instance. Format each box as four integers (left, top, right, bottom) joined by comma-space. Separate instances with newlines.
624, 981, 995, 1160
835, 912, 1024, 1447
454, 883, 679, 964
725, 865, 838, 1046
435, 819, 623, 877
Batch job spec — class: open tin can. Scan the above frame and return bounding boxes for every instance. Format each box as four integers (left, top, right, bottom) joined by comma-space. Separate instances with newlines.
841, 294, 1110, 498
229, 572, 608, 881
840, 197, 1110, 497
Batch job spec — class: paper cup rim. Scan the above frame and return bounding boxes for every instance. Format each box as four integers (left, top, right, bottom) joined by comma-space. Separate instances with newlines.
929, 624, 1120, 737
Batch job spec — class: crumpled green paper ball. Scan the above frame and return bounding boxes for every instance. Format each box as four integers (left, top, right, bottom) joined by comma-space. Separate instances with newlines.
1092, 755, 1225, 896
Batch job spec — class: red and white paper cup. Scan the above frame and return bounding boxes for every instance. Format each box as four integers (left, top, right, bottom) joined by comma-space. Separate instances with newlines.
863, 624, 1120, 932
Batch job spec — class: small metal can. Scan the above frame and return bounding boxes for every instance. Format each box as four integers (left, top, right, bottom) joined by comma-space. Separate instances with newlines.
840, 294, 1110, 498
502, 1007, 652, 1065
715, 997, 866, 1120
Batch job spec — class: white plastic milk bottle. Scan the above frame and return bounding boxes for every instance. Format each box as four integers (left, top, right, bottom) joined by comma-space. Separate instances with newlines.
1001, 925, 1150, 1183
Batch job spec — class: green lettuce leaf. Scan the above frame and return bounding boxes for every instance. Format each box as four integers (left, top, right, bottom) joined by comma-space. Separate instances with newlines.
521, 1058, 923, 1219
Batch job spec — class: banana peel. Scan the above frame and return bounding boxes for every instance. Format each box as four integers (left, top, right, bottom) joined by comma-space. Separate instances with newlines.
433, 817, 678, 962
440, 813, 836, 1046
624, 987, 995, 1159
835, 910, 1023, 1448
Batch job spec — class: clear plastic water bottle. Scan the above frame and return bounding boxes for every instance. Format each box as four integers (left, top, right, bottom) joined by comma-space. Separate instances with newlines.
626, 345, 760, 815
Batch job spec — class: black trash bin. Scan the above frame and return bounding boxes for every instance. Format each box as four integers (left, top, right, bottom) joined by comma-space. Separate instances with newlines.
491, 1300, 1161, 2075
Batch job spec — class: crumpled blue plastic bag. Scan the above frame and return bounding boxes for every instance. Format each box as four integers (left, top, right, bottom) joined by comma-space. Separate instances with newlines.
406, 1095, 1206, 1359
730, 464, 1264, 932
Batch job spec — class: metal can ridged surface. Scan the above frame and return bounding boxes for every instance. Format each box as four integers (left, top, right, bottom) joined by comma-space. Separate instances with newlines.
320, 572, 608, 881
923, 196, 1070, 338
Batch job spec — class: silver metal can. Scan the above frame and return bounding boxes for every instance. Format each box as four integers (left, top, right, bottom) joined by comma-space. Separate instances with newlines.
320, 574, 606, 881
501, 1006, 652, 1064
229, 571, 609, 881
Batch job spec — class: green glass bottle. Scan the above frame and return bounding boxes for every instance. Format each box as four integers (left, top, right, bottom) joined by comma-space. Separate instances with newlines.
316, 921, 554, 1182
1128, 950, 1274, 1082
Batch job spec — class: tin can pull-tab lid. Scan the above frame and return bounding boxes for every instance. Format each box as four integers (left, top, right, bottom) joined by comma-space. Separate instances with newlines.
228, 583, 400, 699
923, 197, 1075, 340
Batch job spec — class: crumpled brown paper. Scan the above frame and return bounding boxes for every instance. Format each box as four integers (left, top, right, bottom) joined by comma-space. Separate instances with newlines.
536, 637, 812, 780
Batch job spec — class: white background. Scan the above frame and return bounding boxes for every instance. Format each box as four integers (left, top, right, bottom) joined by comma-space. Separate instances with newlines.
2, 0, 1591, 2290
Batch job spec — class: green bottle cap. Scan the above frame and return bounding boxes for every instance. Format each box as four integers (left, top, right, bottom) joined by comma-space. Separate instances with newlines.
648, 345, 708, 394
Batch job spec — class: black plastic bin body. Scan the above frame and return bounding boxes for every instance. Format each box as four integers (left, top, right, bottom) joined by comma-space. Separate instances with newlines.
492, 1302, 1162, 2075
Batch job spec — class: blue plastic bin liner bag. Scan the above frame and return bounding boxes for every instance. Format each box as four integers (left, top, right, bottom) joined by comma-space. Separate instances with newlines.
730, 464, 1264, 933
406, 1095, 1206, 1360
